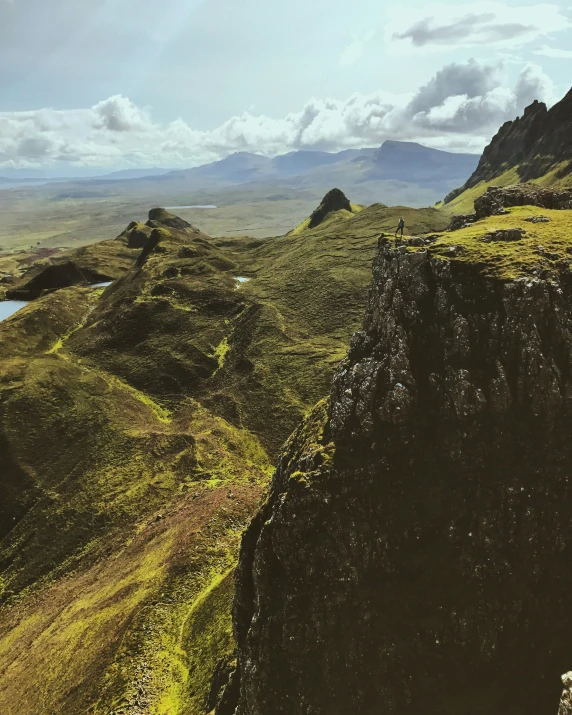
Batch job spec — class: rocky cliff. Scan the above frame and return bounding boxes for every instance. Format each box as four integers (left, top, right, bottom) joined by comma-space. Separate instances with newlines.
446, 88, 572, 207
226, 219, 572, 713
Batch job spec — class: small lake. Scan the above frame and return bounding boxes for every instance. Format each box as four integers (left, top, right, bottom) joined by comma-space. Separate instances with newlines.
0, 301, 28, 322
91, 281, 113, 288
164, 205, 217, 209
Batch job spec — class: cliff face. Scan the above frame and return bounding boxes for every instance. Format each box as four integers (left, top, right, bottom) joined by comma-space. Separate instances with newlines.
446, 88, 572, 205
228, 238, 572, 714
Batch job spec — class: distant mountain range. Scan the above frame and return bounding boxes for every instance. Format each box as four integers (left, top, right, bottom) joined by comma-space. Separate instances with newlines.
95, 167, 171, 180
141, 142, 478, 199
0, 142, 480, 206
0, 167, 170, 189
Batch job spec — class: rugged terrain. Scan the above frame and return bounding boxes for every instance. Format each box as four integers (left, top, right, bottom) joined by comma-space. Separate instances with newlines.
0, 193, 447, 714
225, 186, 572, 714
445, 89, 572, 214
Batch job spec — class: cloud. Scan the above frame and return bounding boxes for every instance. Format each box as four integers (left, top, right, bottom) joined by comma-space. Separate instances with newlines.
535, 44, 572, 58
407, 61, 555, 134
394, 14, 536, 46
390, 2, 571, 49
92, 96, 153, 132
339, 30, 376, 67
0, 61, 557, 171
408, 59, 498, 115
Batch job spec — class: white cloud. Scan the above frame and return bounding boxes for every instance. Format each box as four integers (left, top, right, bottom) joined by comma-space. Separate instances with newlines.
389, 2, 571, 50
339, 30, 376, 67
535, 44, 572, 58
0, 61, 557, 171
92, 96, 153, 133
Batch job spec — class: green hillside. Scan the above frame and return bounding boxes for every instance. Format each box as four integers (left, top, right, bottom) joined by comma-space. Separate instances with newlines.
0, 198, 448, 714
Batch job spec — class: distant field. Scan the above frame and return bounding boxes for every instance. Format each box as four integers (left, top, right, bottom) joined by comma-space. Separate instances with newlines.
0, 180, 329, 256
0, 169, 451, 256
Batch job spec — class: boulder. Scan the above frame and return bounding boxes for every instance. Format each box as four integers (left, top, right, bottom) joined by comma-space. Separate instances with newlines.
525, 216, 551, 223
481, 227, 526, 243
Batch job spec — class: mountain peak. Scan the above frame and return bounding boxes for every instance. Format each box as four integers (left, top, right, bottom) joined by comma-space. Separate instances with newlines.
147, 207, 194, 232
308, 188, 353, 229
522, 98, 547, 116
445, 88, 572, 205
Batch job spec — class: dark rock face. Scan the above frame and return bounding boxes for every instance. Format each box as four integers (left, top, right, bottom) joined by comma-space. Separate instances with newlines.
135, 229, 164, 267
226, 242, 572, 715
120, 222, 154, 249
307, 188, 353, 229
446, 88, 572, 199
6, 260, 109, 300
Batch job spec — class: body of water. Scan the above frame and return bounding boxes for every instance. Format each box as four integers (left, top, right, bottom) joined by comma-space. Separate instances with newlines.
91, 281, 113, 288
164, 205, 217, 209
0, 301, 28, 322
235, 277, 251, 288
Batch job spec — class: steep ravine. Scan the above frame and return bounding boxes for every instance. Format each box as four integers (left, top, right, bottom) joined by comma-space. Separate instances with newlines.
224, 239, 572, 714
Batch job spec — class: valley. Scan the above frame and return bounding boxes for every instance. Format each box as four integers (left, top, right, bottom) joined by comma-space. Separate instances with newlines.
2, 90, 572, 715
0, 190, 449, 713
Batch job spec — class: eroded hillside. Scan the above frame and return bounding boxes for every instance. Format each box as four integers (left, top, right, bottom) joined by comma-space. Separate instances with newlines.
0, 196, 447, 714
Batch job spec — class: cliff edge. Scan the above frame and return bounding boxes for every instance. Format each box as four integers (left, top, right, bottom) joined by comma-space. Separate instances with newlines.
224, 205, 572, 714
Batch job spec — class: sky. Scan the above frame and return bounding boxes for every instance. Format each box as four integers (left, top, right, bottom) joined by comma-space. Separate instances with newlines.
0, 0, 571, 176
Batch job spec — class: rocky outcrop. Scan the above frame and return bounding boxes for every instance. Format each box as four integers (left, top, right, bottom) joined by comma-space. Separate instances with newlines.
481, 227, 525, 243
147, 207, 196, 232
446, 88, 572, 201
307, 188, 353, 229
447, 184, 572, 234
559, 674, 572, 715
225, 239, 572, 715
117, 221, 154, 249
475, 184, 572, 220
447, 213, 476, 231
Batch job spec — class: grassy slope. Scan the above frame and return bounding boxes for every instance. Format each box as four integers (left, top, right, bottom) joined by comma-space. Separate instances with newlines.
0, 281, 271, 715
0, 201, 449, 714
422, 204, 572, 280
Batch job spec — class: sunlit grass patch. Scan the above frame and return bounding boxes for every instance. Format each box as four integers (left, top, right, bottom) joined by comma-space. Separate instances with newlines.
424, 205, 572, 280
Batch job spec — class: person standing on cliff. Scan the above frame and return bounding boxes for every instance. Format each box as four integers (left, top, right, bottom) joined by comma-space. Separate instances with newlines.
395, 216, 405, 237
